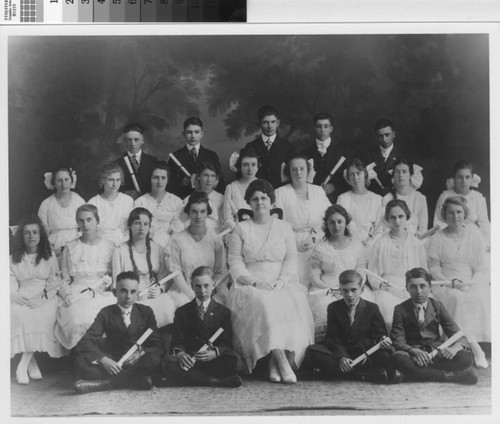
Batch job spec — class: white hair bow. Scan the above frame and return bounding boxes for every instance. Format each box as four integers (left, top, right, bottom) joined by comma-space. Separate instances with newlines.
44, 169, 77, 191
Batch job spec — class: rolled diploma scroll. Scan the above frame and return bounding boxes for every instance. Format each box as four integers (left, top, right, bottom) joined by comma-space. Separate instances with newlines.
117, 328, 153, 366
138, 269, 181, 299
123, 155, 141, 193
418, 224, 440, 240
429, 330, 465, 359
361, 268, 392, 288
351, 338, 392, 366
181, 327, 225, 371
218, 227, 232, 237
366, 162, 384, 188
431, 280, 474, 288
214, 271, 230, 290
322, 156, 346, 187
169, 153, 192, 178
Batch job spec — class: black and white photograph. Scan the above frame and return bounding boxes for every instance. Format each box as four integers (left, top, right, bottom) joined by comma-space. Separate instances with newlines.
2, 20, 498, 420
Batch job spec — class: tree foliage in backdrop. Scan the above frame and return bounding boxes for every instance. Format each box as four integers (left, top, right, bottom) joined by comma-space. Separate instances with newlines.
8, 34, 489, 222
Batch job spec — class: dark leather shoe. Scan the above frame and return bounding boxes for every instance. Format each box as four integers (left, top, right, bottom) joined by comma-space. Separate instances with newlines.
74, 379, 111, 394
387, 369, 404, 384
134, 376, 153, 390
210, 374, 243, 388
443, 368, 478, 385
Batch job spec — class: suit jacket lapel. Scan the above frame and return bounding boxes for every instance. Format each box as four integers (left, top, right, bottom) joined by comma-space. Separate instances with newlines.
405, 300, 420, 328
112, 304, 128, 334
421, 299, 437, 328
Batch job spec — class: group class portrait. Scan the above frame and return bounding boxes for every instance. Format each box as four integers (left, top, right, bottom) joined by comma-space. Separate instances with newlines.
7, 31, 492, 407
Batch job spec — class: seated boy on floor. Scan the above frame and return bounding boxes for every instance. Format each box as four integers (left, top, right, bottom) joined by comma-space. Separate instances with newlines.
158, 266, 242, 388
73, 271, 164, 394
306, 269, 400, 383
391, 267, 477, 385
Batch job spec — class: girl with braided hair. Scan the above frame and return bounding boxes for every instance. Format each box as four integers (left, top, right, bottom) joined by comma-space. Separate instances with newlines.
112, 207, 189, 327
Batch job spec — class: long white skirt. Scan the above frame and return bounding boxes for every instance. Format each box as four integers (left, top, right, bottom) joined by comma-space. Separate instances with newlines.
228, 281, 314, 374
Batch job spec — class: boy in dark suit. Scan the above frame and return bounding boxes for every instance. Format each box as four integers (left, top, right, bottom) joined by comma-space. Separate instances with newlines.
306, 270, 399, 383
245, 105, 292, 188
73, 271, 164, 394
391, 267, 477, 384
167, 117, 225, 199
159, 266, 242, 387
362, 118, 402, 195
302, 113, 351, 202
115, 122, 159, 199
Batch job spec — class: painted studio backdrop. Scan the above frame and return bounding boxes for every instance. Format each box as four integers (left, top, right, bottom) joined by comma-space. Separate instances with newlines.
8, 34, 490, 224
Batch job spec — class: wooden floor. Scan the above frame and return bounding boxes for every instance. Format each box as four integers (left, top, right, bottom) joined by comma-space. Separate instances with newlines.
10, 355, 492, 417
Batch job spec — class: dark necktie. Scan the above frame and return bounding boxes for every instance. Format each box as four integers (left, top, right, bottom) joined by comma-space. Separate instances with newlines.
349, 305, 356, 325
190, 148, 197, 162
130, 154, 139, 172
198, 303, 205, 320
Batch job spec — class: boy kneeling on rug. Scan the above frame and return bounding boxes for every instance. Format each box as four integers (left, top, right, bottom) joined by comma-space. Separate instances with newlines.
306, 270, 401, 383
391, 267, 477, 385
74, 271, 164, 394
156, 266, 242, 388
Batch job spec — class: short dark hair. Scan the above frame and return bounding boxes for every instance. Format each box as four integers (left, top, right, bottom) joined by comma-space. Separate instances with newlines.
123, 122, 145, 134
183, 117, 203, 129
116, 271, 140, 285
257, 105, 279, 121
339, 270, 363, 287
441, 196, 469, 221
405, 267, 431, 287
196, 161, 220, 178
151, 160, 171, 180
283, 153, 311, 179
385, 199, 411, 221
313, 112, 334, 126
452, 160, 474, 177
323, 205, 351, 238
374, 118, 394, 131
184, 191, 213, 215
191, 265, 214, 282
244, 179, 276, 205
393, 159, 414, 175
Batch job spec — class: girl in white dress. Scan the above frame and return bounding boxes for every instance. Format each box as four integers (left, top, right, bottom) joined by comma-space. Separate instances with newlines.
227, 179, 314, 383
276, 153, 331, 288
180, 162, 225, 233
308, 204, 373, 342
367, 199, 427, 329
55, 204, 115, 350
88, 163, 133, 246
223, 146, 259, 230
429, 196, 490, 368
11, 216, 64, 385
37, 166, 85, 261
337, 159, 383, 246
382, 159, 428, 237
134, 161, 184, 255
434, 160, 490, 247
113, 207, 188, 327
169, 192, 227, 301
